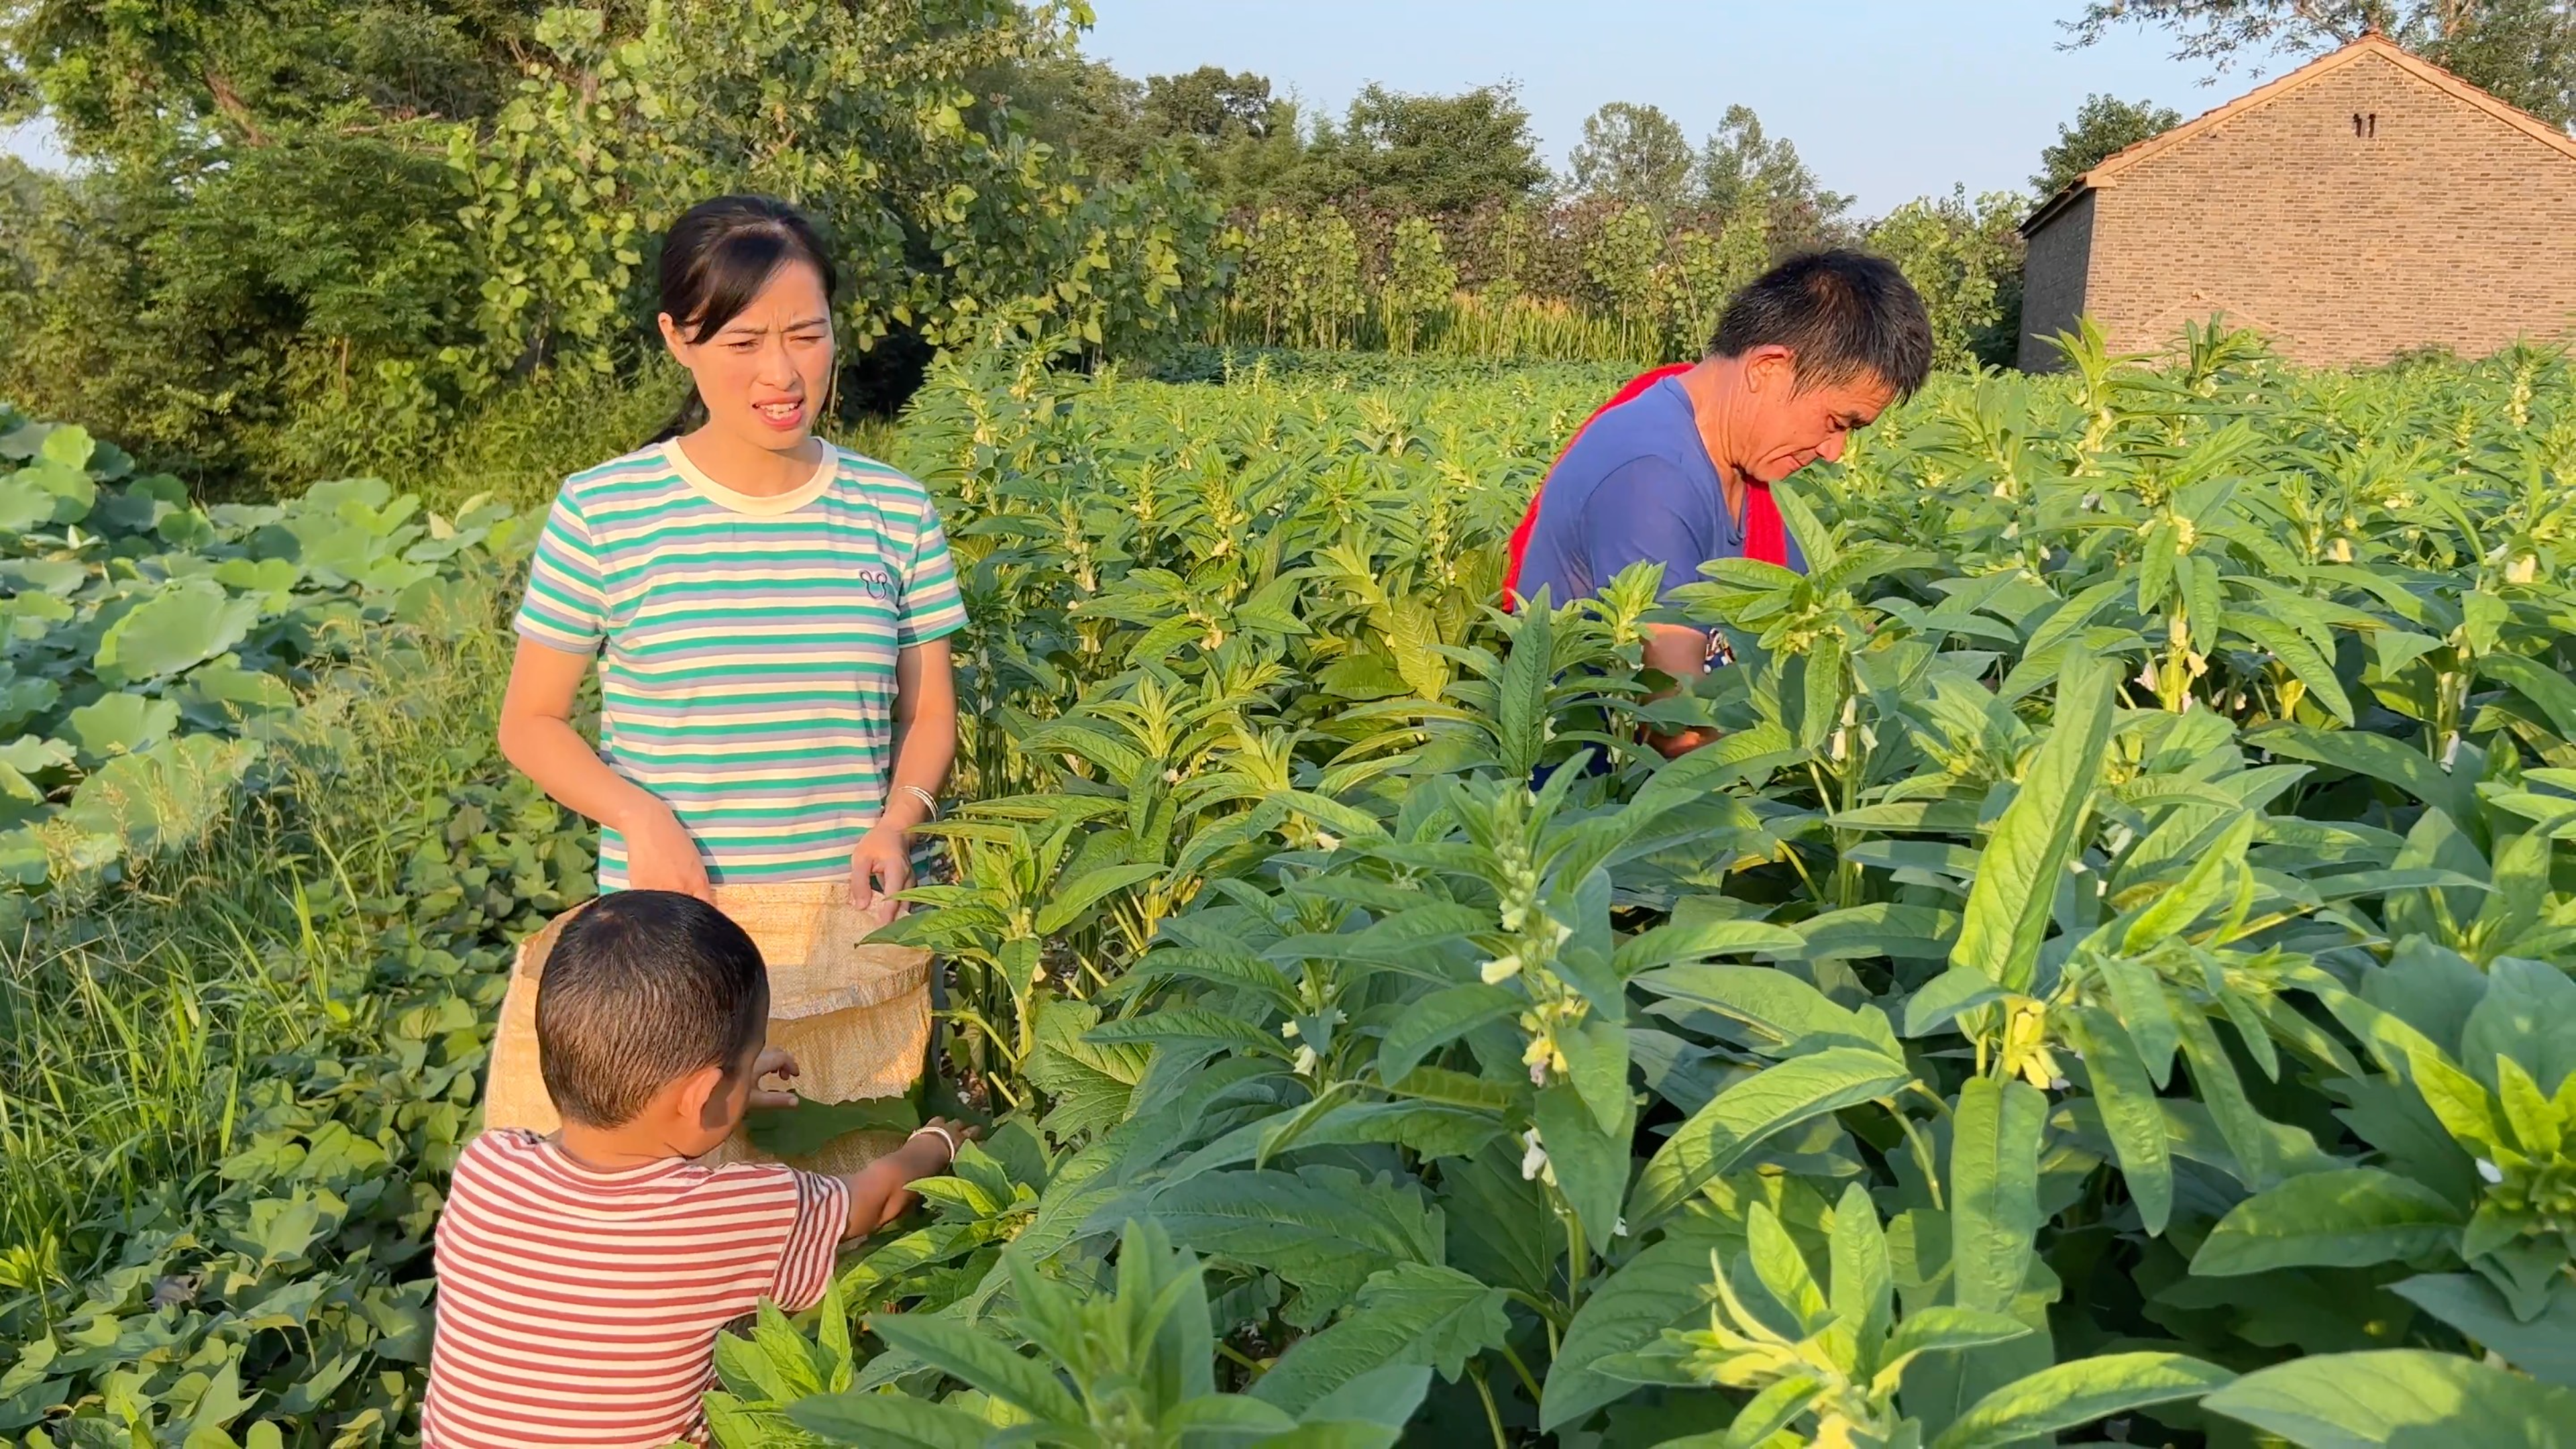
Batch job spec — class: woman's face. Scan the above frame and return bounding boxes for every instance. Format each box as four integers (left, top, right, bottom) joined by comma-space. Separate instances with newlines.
661, 259, 835, 453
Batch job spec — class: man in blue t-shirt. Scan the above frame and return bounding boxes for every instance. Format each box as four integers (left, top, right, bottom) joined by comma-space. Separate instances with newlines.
1510, 250, 1933, 756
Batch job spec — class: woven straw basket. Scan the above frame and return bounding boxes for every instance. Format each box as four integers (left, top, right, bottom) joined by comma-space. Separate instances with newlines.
480, 881, 932, 1177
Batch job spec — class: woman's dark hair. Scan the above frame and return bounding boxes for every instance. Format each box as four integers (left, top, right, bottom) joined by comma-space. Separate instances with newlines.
1708, 250, 1934, 400
649, 195, 839, 443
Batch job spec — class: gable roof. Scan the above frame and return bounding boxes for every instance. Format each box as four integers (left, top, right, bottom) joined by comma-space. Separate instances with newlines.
2022, 33, 2576, 236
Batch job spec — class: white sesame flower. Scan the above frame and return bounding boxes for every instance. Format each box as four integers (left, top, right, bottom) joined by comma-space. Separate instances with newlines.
1312, 831, 1340, 852
1280, 1020, 1299, 1040
1481, 954, 1523, 985
1613, 1217, 1629, 1238
2477, 1158, 2505, 1185
1500, 904, 1527, 932
1292, 1045, 1319, 1077
1520, 1128, 1551, 1183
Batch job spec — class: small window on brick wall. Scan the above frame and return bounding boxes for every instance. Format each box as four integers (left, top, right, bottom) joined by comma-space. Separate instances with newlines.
2353, 111, 2379, 138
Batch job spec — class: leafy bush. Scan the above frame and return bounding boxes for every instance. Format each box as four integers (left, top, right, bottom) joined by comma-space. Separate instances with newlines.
0, 419, 586, 1439
0, 405, 527, 932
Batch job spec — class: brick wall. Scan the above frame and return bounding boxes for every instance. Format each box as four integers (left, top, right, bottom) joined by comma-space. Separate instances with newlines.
2025, 50, 2576, 369
2017, 191, 2093, 370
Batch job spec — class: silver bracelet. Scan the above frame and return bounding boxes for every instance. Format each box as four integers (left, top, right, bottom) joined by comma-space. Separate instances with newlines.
896, 784, 940, 820
909, 1122, 958, 1161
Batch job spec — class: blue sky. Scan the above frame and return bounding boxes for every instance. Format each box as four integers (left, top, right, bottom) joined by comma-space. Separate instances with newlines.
7, 1, 2292, 212
1082, 0, 2292, 211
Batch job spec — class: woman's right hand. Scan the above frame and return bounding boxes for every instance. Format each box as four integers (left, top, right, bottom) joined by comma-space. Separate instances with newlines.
618, 799, 712, 900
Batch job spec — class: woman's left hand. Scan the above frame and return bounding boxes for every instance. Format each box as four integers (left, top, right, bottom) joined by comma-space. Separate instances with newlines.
849, 823, 912, 927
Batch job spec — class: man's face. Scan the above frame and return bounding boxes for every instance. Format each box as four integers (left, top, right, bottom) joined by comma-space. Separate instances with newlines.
1733, 350, 1896, 484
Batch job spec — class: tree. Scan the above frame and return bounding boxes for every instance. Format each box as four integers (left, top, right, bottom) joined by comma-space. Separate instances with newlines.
2063, 0, 2576, 129
1144, 66, 1282, 142
1693, 104, 1856, 248
1301, 83, 1550, 215
1568, 101, 1695, 213
1867, 186, 2028, 371
2035, 93, 2185, 195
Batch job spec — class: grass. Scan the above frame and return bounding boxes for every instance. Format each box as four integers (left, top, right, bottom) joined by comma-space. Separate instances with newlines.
0, 573, 529, 1295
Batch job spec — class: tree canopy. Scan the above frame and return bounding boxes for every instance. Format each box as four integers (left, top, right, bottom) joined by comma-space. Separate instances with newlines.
2063, 0, 2576, 128
2033, 93, 2185, 195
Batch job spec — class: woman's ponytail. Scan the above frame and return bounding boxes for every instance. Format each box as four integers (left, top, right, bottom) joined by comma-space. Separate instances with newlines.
647, 390, 708, 446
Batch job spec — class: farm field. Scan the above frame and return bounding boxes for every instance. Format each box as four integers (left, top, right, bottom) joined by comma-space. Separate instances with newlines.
6, 331, 2576, 1445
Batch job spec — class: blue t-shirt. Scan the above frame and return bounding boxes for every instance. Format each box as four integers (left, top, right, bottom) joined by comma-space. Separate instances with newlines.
1513, 378, 1807, 608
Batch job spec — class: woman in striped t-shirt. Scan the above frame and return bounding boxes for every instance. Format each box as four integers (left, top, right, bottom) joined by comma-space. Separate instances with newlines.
498, 196, 966, 911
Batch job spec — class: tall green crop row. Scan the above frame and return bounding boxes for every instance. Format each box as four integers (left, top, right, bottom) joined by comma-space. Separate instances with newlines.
6, 332, 2576, 1444
715, 335, 2576, 1446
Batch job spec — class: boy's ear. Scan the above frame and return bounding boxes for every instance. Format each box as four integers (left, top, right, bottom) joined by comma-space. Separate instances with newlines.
677, 1061, 731, 1128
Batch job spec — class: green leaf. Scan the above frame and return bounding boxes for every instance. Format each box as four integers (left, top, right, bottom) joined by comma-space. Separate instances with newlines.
788, 1388, 994, 1448
1949, 1077, 2047, 1315
1635, 963, 1902, 1057
1746, 1201, 1829, 1332
1115, 1166, 1442, 1327
1558, 1014, 1631, 1135
744, 1093, 920, 1161
1375, 984, 1520, 1085
1250, 1264, 1509, 1414
2066, 1006, 2175, 1235
1612, 918, 1804, 975
1933, 1352, 2235, 1449
1829, 1181, 1894, 1368
1088, 1006, 1291, 1059
1629, 1047, 1913, 1228
865, 1311, 1081, 1421
1034, 861, 1165, 936
1881, 1305, 2035, 1365
95, 578, 263, 684
2391, 1274, 2576, 1389
1540, 1216, 1734, 1430
2192, 1167, 2465, 1277
2479, 653, 2576, 744
2096, 955, 2178, 1087
2461, 956, 2576, 1098
1536, 1079, 1629, 1254
2254, 722, 2477, 826
2202, 1348, 2576, 1449
1025, 998, 1149, 1138
64, 692, 178, 762
1951, 657, 2116, 991
1903, 966, 2008, 1039
2223, 608, 2355, 724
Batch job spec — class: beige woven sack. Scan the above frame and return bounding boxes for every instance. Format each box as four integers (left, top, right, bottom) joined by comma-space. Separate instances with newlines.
481, 881, 932, 1177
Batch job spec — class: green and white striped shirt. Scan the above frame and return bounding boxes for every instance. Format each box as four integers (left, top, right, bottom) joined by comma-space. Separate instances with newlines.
514, 440, 968, 890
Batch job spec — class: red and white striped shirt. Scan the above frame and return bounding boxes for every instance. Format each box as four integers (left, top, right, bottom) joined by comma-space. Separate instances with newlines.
422, 1130, 849, 1448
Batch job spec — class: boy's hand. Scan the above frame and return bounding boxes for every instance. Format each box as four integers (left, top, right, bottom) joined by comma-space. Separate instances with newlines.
848, 824, 912, 925
867, 1120, 982, 1230
749, 1048, 802, 1110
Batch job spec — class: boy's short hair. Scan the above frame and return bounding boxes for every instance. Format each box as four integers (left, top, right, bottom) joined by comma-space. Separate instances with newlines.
536, 890, 768, 1128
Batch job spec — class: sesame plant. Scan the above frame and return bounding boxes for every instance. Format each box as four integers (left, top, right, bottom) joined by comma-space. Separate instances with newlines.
718, 336, 2576, 1447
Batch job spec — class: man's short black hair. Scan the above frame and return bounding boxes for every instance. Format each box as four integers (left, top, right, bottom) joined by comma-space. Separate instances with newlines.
1709, 250, 1933, 399
536, 890, 768, 1128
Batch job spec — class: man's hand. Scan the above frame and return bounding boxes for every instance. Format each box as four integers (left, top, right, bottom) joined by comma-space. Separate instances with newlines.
747, 1048, 802, 1110
1640, 623, 1723, 757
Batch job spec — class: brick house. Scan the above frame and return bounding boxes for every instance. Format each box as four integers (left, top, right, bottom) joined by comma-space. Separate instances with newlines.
2017, 34, 2576, 370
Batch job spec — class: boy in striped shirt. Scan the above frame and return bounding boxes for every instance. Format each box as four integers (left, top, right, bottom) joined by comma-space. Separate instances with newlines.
423, 890, 971, 1448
